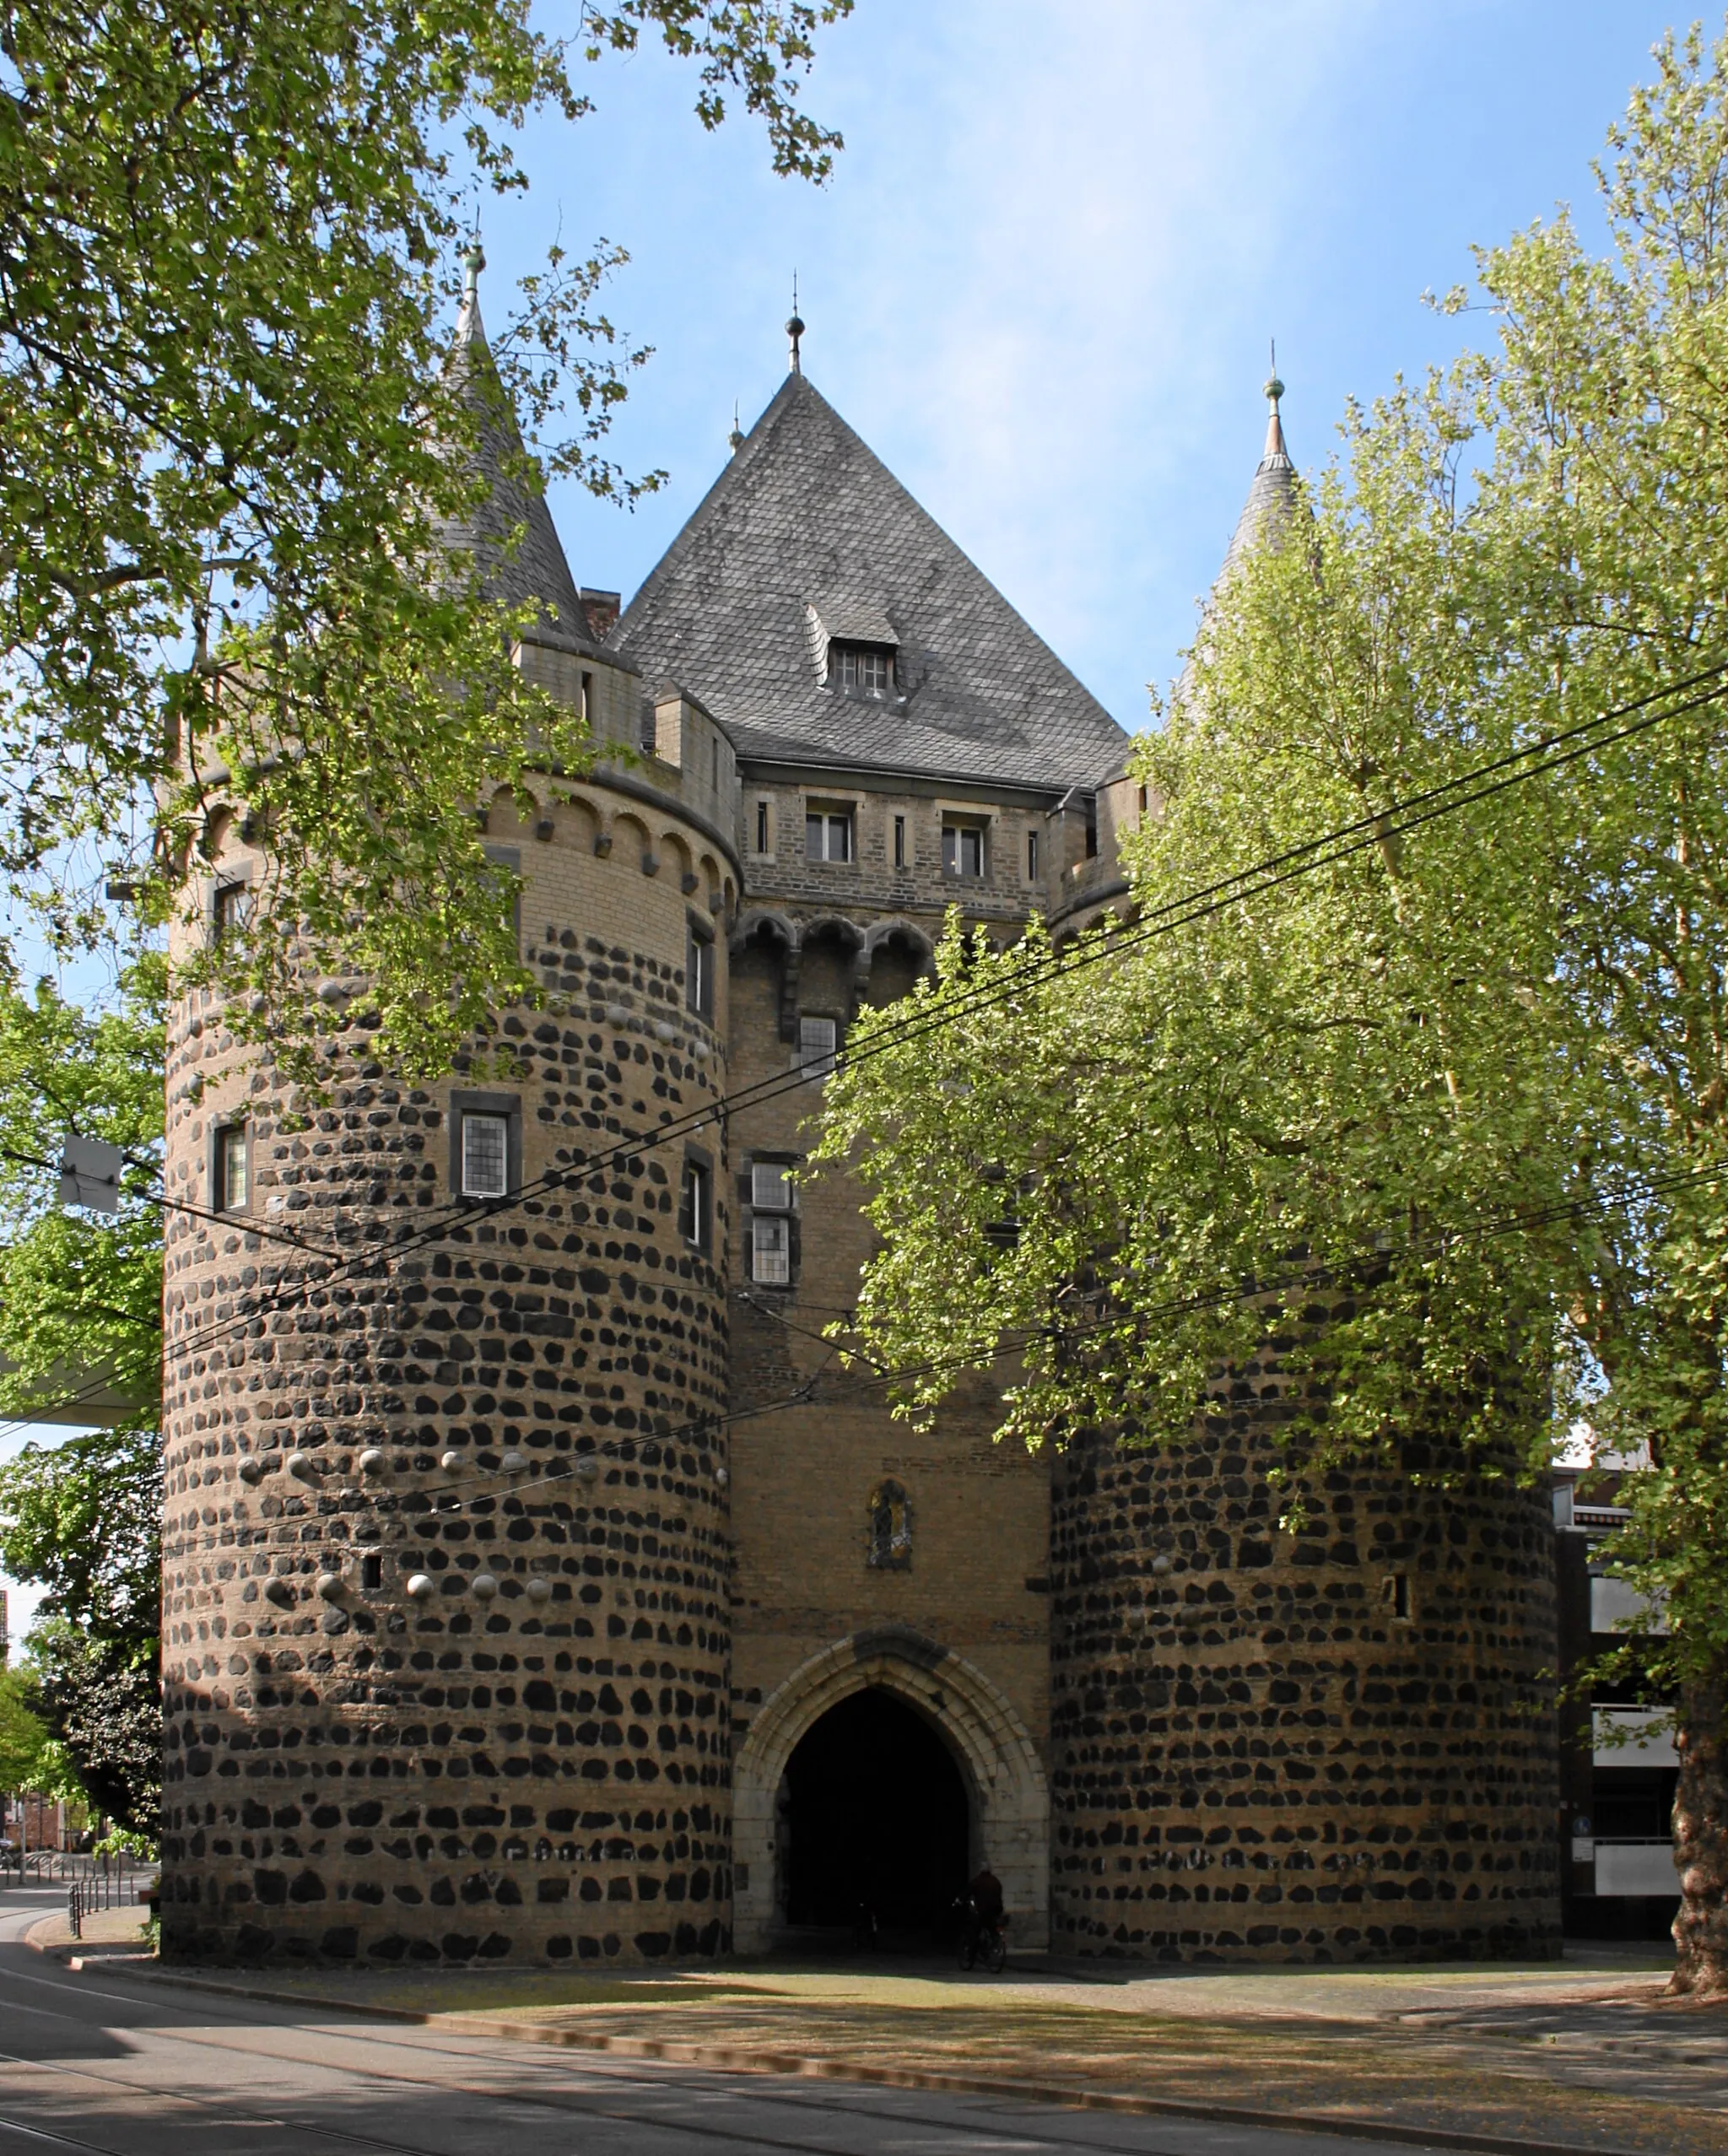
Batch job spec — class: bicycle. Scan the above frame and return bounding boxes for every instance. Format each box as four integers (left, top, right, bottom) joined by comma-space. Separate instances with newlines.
953, 1894, 1007, 1973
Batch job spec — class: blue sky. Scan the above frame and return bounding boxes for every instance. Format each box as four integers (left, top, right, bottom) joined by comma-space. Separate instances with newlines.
489, 0, 1691, 734
0, 3, 1696, 1649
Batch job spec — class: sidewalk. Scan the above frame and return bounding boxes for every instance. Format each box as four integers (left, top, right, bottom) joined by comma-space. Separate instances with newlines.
35, 1939, 1725, 2155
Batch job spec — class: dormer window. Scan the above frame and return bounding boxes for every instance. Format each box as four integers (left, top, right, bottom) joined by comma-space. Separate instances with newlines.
829, 640, 894, 697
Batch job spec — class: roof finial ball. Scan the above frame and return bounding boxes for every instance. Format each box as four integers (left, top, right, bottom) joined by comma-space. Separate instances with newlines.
787, 270, 805, 376
1265, 336, 1282, 410
728, 399, 745, 455
462, 237, 485, 305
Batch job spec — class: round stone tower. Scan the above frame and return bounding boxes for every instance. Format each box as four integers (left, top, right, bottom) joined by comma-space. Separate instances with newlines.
1048, 1400, 1562, 1964
158, 655, 745, 1967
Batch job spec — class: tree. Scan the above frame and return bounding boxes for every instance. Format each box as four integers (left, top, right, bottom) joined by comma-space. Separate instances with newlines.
815, 29, 1728, 1997
0, 963, 165, 1829
2, 0, 853, 1078
0, 1666, 54, 1799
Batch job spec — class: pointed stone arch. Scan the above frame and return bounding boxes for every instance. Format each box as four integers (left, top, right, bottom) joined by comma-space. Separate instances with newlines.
732, 1626, 1048, 1953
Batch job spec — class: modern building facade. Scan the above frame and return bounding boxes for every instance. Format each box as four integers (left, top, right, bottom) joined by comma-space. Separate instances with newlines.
156, 306, 1563, 1966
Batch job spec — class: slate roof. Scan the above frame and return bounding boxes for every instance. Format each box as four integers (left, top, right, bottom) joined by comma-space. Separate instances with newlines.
612, 372, 1127, 792
1223, 385, 1299, 571
440, 283, 593, 650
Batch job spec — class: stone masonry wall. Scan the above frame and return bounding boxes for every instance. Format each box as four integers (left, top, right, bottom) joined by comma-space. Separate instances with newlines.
159, 773, 739, 1966
1049, 1408, 1561, 1964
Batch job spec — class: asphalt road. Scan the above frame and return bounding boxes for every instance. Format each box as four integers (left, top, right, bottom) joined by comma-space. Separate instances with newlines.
0, 1885, 1441, 2156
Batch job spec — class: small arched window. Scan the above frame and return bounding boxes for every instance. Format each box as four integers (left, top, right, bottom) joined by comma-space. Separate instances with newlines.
867, 1479, 911, 1570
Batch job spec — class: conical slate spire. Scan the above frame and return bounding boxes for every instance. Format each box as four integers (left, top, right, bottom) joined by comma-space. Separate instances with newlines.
441, 246, 590, 645
1222, 367, 1299, 571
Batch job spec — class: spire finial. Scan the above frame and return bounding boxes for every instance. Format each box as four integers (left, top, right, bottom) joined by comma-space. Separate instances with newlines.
728, 399, 744, 455
462, 235, 486, 306
1259, 343, 1290, 470
786, 271, 805, 375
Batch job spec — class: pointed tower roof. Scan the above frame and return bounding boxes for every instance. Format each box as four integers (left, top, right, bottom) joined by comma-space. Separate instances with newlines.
1222, 368, 1299, 571
441, 249, 591, 647
612, 372, 1126, 790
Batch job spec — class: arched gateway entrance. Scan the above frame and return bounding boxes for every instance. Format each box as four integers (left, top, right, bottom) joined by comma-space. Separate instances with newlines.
784, 1689, 969, 1937
732, 1627, 1049, 1953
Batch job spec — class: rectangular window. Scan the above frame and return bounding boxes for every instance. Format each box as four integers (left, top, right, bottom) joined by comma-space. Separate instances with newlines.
752, 1216, 791, 1285
751, 1161, 792, 1211
1137, 783, 1149, 813
711, 738, 720, 789
214, 1123, 249, 1211
360, 1552, 384, 1591
832, 642, 892, 695
461, 1113, 510, 1199
687, 920, 714, 1019
1026, 829, 1040, 880
755, 800, 771, 853
893, 815, 906, 869
805, 809, 853, 862
679, 1155, 711, 1253
942, 823, 985, 878
212, 881, 252, 942
797, 1016, 838, 1077
580, 670, 594, 724
449, 1091, 521, 1202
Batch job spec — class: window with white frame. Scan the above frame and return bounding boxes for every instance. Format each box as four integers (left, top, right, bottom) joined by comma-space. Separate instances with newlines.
749, 1159, 794, 1283
942, 820, 985, 878
214, 1122, 249, 1211
687, 917, 714, 1019
829, 640, 894, 696
751, 1160, 793, 1212
461, 1113, 510, 1198
752, 1216, 791, 1284
805, 807, 853, 862
679, 1154, 712, 1253
797, 1015, 838, 1077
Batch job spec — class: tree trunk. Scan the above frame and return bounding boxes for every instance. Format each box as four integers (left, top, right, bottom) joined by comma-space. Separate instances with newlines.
1670, 1679, 1728, 1997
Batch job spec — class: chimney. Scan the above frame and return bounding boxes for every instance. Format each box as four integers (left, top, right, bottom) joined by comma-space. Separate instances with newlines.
580, 587, 621, 644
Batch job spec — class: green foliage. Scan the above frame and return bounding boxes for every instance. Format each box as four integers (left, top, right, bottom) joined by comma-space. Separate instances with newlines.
0, 964, 165, 1429
22, 1629, 159, 1831
0, 966, 164, 1824
0, 1666, 54, 1794
1, 0, 851, 1078
817, 27, 1728, 1730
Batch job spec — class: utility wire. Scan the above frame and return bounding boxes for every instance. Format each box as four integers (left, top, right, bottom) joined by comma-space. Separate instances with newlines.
17, 667, 1725, 1440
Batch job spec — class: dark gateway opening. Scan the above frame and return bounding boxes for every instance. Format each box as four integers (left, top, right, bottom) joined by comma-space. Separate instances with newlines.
783, 1688, 970, 1940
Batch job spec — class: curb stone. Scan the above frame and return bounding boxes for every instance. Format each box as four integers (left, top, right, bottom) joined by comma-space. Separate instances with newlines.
41, 1947, 1655, 2156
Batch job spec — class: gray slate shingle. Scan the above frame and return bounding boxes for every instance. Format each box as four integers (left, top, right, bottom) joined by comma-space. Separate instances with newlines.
611, 373, 1128, 792
440, 294, 594, 651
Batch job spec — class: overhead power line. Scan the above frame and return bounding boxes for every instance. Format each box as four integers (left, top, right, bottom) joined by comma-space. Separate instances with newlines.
13, 664, 1723, 1440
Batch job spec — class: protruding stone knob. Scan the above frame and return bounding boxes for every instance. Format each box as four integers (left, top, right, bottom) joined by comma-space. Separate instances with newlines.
316, 1572, 343, 1601
440, 1450, 462, 1472
405, 1574, 435, 1600
1151, 1554, 1172, 1575
715, 1465, 730, 1489
358, 1447, 386, 1475
574, 1456, 598, 1483
526, 1576, 553, 1604
285, 1452, 320, 1483
238, 1456, 265, 1485
264, 1578, 297, 1608
500, 1450, 526, 1474
471, 1572, 500, 1601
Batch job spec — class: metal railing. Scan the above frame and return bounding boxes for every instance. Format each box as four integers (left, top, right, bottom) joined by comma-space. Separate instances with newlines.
67, 1856, 147, 1940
